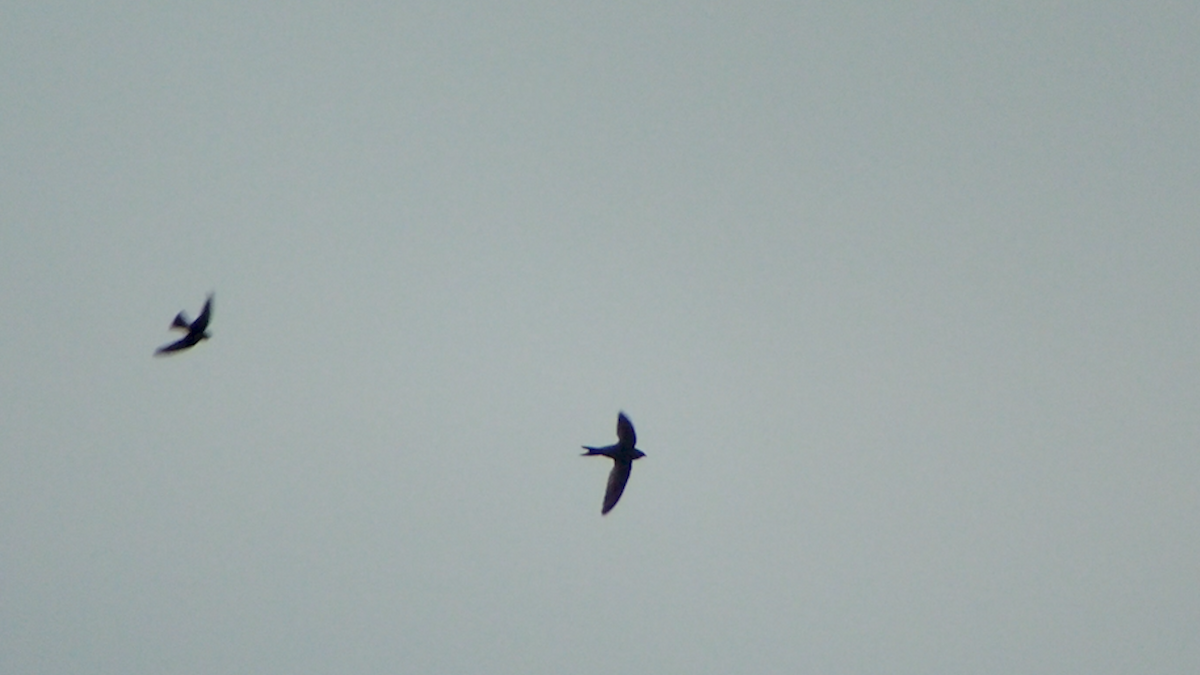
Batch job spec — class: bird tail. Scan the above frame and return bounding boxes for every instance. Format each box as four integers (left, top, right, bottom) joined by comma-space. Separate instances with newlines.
170, 311, 191, 331
581, 446, 602, 456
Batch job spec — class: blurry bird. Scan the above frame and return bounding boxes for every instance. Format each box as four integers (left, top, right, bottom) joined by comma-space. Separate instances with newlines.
155, 293, 213, 355
582, 412, 646, 515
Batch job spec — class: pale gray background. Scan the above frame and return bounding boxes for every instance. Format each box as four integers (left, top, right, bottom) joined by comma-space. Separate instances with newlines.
2, 2, 1198, 673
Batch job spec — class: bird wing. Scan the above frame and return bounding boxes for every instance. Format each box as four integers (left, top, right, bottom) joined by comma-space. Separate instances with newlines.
602, 460, 632, 515
154, 332, 202, 355
616, 412, 636, 449
191, 294, 213, 333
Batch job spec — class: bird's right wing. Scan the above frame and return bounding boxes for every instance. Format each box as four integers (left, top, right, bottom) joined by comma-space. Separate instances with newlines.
191, 294, 213, 332
616, 412, 636, 449
602, 461, 632, 515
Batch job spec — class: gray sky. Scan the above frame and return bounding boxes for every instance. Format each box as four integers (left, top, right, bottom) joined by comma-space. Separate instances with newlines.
3, 2, 1198, 673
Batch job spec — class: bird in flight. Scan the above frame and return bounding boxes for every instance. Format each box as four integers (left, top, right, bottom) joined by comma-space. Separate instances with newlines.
582, 412, 646, 515
155, 293, 213, 355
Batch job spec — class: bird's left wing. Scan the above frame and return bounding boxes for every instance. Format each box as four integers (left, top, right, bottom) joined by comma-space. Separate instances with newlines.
602, 460, 632, 515
154, 332, 201, 355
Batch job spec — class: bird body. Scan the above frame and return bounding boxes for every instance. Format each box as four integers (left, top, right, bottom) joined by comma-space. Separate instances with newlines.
155, 294, 213, 355
582, 412, 646, 515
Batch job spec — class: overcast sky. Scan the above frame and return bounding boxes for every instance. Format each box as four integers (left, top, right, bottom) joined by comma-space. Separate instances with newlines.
3, 2, 1198, 673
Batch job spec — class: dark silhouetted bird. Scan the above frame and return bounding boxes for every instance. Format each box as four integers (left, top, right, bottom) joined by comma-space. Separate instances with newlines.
582, 412, 646, 515
155, 293, 213, 355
